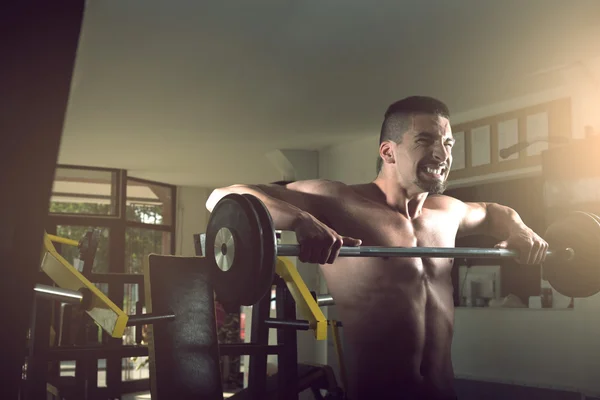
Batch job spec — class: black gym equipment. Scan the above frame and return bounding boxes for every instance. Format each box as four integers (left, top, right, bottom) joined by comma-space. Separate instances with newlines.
24, 229, 171, 400
146, 253, 344, 400
205, 193, 276, 311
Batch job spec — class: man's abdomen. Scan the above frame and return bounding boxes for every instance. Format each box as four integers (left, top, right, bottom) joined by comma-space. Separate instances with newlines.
322, 260, 455, 399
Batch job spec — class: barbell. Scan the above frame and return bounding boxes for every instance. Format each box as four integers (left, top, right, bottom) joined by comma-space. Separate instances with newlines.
205, 193, 600, 308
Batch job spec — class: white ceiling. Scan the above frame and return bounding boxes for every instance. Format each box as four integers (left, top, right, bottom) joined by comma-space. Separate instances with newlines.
58, 0, 600, 187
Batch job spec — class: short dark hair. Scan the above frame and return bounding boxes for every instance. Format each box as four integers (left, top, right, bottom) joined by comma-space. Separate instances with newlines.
376, 96, 450, 173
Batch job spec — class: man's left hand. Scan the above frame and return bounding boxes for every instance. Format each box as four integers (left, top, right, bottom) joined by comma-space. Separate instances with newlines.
494, 227, 549, 264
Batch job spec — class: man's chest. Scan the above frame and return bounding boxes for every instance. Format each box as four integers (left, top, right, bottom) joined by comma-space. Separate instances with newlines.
325, 201, 461, 249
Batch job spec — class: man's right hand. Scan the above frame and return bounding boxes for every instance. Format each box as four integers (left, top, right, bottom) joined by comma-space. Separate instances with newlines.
292, 212, 362, 264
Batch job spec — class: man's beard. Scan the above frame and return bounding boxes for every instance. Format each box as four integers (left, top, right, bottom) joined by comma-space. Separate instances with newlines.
414, 177, 447, 195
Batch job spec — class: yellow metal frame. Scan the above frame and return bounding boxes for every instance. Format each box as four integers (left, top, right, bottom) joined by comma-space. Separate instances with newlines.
275, 257, 328, 340
47, 234, 80, 247
274, 257, 348, 387
40, 232, 128, 338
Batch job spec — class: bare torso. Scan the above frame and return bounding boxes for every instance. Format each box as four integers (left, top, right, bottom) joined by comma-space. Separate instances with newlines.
317, 184, 459, 400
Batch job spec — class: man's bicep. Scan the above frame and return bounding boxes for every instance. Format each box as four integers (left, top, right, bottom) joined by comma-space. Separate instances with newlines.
207, 182, 312, 213
206, 179, 333, 221
257, 183, 315, 211
258, 179, 333, 217
457, 201, 489, 237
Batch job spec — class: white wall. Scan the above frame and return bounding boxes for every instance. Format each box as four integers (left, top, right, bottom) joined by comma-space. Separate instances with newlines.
319, 59, 600, 187
317, 61, 600, 395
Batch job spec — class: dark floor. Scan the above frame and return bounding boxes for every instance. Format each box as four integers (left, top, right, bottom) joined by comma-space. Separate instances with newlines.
454, 378, 595, 400
122, 380, 598, 400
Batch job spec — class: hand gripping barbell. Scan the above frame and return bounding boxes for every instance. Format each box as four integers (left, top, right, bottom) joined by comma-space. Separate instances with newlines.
205, 194, 600, 308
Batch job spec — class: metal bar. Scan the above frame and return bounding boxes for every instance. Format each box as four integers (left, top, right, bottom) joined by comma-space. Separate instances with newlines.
277, 245, 574, 260
264, 318, 310, 330
40, 235, 129, 338
47, 234, 80, 247
275, 257, 328, 340
126, 313, 175, 326
276, 276, 299, 400
316, 294, 335, 307
34, 284, 82, 305
248, 292, 271, 398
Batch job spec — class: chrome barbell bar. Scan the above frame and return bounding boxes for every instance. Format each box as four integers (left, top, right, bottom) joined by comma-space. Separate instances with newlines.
277, 245, 575, 261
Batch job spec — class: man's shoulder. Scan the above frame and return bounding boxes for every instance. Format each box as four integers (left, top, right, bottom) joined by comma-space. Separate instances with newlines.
425, 194, 467, 211
285, 179, 349, 195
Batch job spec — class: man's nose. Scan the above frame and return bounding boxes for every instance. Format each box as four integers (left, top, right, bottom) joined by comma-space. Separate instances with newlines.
432, 143, 449, 162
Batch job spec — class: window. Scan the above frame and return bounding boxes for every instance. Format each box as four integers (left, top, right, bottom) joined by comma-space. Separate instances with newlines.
125, 228, 171, 274
49, 167, 118, 216
124, 177, 175, 275
45, 165, 177, 392
55, 226, 110, 273
126, 178, 173, 226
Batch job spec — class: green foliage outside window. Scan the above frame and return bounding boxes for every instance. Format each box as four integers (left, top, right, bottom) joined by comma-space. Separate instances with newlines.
50, 202, 169, 274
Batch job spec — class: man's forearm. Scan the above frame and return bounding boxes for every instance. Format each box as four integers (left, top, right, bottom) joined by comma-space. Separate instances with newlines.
484, 203, 529, 239
206, 184, 309, 231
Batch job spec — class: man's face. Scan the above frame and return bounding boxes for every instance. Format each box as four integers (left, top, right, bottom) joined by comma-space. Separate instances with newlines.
394, 113, 454, 194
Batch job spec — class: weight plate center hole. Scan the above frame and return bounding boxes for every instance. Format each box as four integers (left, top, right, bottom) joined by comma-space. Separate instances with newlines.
214, 227, 235, 272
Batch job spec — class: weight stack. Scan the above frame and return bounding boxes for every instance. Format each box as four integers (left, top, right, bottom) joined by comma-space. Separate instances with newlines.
146, 254, 224, 400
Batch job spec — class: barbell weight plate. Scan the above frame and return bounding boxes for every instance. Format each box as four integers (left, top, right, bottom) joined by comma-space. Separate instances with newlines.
542, 211, 600, 298
242, 194, 277, 303
206, 194, 264, 308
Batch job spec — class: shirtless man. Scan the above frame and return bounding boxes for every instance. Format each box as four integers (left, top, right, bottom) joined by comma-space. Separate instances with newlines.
206, 96, 548, 399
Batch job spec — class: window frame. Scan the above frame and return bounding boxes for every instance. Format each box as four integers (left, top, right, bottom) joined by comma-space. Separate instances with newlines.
47, 165, 177, 273
45, 165, 177, 392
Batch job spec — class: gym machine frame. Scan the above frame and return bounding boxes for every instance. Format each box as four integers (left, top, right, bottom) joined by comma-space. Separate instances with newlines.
192, 234, 344, 399
233, 257, 344, 400
24, 231, 167, 400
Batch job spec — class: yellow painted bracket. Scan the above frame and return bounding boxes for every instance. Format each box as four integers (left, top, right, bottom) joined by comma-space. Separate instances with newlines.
40, 232, 128, 338
47, 234, 80, 247
275, 257, 328, 340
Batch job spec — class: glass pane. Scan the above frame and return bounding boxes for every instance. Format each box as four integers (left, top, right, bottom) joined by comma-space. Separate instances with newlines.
59, 360, 76, 377
122, 283, 150, 381
97, 359, 107, 387
126, 179, 173, 226
122, 357, 149, 381
55, 226, 110, 273
49, 167, 117, 216
125, 228, 171, 274
122, 283, 140, 346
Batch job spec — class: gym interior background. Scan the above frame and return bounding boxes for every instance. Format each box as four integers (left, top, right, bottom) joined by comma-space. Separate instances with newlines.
4, 1, 600, 399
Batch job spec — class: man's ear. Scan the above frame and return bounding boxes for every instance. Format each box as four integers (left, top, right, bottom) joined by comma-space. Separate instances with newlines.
379, 141, 395, 165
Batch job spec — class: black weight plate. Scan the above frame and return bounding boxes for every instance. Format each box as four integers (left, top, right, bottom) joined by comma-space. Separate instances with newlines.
241, 195, 265, 306
242, 194, 277, 304
206, 194, 264, 308
543, 211, 600, 298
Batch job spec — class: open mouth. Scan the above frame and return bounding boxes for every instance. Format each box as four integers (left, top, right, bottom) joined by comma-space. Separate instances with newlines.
420, 165, 447, 180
